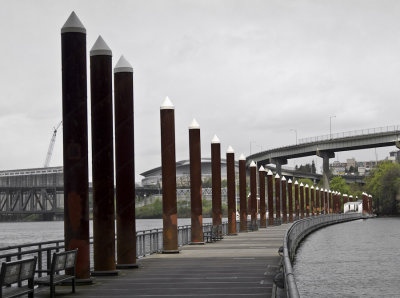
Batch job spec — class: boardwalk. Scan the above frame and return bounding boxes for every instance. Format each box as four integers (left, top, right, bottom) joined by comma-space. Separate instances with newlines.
36, 224, 289, 298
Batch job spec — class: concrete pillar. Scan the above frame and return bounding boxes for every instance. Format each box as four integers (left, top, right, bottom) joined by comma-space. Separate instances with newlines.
226, 146, 236, 235
259, 166, 266, 228
275, 174, 281, 225
288, 179, 293, 222
316, 187, 320, 215
294, 181, 299, 220
281, 176, 287, 223
189, 119, 203, 244
160, 97, 178, 253
114, 56, 137, 268
272, 158, 287, 175
305, 184, 310, 217
300, 183, 304, 219
250, 161, 257, 229
61, 12, 90, 280
267, 170, 274, 226
310, 186, 315, 216
90, 36, 117, 274
211, 135, 222, 228
318, 151, 335, 190
239, 154, 247, 232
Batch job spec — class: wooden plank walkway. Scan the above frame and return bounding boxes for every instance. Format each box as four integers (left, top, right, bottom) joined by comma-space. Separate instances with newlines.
36, 224, 289, 298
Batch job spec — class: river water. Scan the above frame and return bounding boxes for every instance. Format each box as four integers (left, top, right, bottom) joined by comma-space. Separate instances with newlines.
293, 218, 400, 297
0, 218, 214, 248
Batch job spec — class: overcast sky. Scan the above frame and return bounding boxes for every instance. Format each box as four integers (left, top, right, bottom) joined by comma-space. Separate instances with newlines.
1, 0, 400, 181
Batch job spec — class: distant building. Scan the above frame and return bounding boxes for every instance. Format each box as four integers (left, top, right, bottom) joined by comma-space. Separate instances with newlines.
140, 158, 238, 187
388, 151, 400, 163
330, 160, 346, 176
346, 158, 356, 171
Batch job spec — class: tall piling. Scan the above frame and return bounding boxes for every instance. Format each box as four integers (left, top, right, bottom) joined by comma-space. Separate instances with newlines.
114, 56, 137, 268
239, 154, 247, 231
316, 187, 320, 215
288, 179, 293, 222
267, 170, 274, 226
259, 166, 266, 228
305, 184, 310, 217
300, 183, 305, 219
329, 190, 333, 214
311, 185, 315, 216
226, 146, 237, 235
294, 181, 299, 220
250, 161, 257, 229
281, 176, 287, 223
160, 97, 178, 253
275, 174, 281, 224
189, 119, 203, 244
61, 12, 90, 280
90, 36, 117, 274
211, 135, 222, 228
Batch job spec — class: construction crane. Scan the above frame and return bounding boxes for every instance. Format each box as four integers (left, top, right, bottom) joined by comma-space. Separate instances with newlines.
43, 121, 62, 168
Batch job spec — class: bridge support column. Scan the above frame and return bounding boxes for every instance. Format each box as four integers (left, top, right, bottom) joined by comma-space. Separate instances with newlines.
160, 97, 178, 253
267, 170, 274, 226
239, 155, 247, 232
318, 151, 335, 190
259, 166, 266, 228
271, 158, 287, 176
249, 161, 257, 230
226, 146, 237, 235
61, 12, 91, 280
114, 56, 138, 268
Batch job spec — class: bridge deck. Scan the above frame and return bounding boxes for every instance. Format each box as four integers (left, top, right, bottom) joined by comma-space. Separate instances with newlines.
35, 224, 289, 298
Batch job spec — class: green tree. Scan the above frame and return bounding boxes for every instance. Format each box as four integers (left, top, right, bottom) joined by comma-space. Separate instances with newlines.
329, 176, 351, 195
365, 161, 400, 215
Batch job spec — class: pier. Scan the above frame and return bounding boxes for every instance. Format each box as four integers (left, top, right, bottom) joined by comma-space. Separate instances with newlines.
34, 225, 288, 298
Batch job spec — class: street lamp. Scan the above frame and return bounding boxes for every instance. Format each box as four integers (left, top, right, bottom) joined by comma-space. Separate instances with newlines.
290, 129, 297, 145
329, 115, 336, 139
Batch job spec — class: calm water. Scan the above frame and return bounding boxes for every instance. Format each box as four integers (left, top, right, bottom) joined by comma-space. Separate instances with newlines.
293, 218, 400, 297
0, 218, 213, 248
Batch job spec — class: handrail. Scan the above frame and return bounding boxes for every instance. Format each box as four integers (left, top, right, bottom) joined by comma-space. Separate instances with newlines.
282, 213, 362, 297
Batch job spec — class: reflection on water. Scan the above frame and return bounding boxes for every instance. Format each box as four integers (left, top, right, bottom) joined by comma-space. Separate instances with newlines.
0, 218, 214, 248
293, 218, 400, 297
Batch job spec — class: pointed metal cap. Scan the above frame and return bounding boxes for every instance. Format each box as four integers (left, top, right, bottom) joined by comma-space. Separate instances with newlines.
305, 184, 309, 188
239, 154, 246, 160
161, 96, 174, 110
227, 146, 234, 154
259, 165, 265, 172
114, 55, 133, 73
267, 170, 273, 176
316, 187, 319, 190
250, 161, 256, 167
350, 195, 353, 198
344, 194, 347, 196
294, 180, 298, 185
211, 135, 220, 144
311, 185, 314, 189
288, 179, 292, 183
90, 36, 112, 56
275, 173, 280, 179
61, 11, 86, 34
329, 190, 331, 193
300, 182, 304, 186
189, 118, 200, 129
281, 176, 286, 181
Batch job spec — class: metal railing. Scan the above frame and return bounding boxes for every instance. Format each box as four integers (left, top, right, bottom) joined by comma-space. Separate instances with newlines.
298, 125, 400, 144
282, 213, 362, 298
0, 222, 229, 273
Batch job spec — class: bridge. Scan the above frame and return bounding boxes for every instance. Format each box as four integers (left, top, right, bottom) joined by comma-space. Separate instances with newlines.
247, 125, 400, 188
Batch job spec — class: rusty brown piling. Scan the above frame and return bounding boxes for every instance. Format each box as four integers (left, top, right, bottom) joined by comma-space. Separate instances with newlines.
226, 146, 237, 235
281, 176, 287, 223
114, 56, 137, 268
259, 166, 266, 228
250, 161, 257, 229
300, 183, 304, 219
305, 184, 310, 217
316, 187, 320, 215
189, 119, 203, 244
160, 97, 178, 253
288, 179, 293, 222
329, 190, 333, 214
90, 36, 117, 274
294, 181, 299, 220
61, 12, 90, 280
239, 154, 247, 231
267, 170, 274, 226
211, 135, 222, 228
275, 174, 281, 224
311, 186, 315, 216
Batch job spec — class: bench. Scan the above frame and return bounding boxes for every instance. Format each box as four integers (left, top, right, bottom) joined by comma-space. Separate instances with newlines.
0, 257, 37, 298
35, 249, 78, 298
